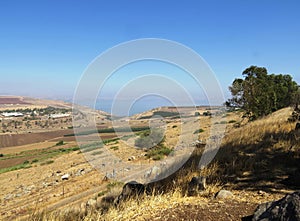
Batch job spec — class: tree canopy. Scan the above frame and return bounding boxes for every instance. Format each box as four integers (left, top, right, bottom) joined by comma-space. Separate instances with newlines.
226, 66, 299, 119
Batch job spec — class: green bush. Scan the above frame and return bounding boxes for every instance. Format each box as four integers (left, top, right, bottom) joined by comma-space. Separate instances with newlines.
135, 129, 164, 149
228, 120, 236, 123
151, 154, 164, 161
193, 129, 204, 134
0, 153, 4, 157
71, 147, 80, 151
203, 111, 212, 116
56, 140, 64, 146
110, 146, 119, 151
103, 138, 120, 144
41, 160, 54, 165
146, 145, 172, 160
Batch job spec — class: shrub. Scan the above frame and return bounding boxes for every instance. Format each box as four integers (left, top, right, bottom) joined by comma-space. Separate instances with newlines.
228, 120, 236, 123
135, 129, 164, 149
193, 129, 204, 134
71, 147, 80, 151
194, 112, 200, 116
103, 138, 120, 144
146, 145, 172, 160
110, 146, 119, 151
55, 140, 64, 146
203, 111, 212, 116
98, 190, 108, 197
23, 160, 30, 164
41, 160, 54, 165
152, 154, 164, 161
107, 181, 124, 190
0, 153, 4, 157
31, 159, 39, 163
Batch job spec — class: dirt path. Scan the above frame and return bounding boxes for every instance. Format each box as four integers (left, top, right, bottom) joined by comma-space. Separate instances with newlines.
149, 200, 257, 221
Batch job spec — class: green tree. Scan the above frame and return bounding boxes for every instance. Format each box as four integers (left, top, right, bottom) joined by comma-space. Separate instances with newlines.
292, 86, 300, 110
226, 66, 298, 119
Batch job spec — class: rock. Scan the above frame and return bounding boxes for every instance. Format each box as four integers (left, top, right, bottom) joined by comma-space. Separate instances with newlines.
250, 191, 300, 221
42, 182, 50, 188
144, 166, 161, 180
102, 175, 109, 181
151, 166, 160, 175
61, 174, 70, 180
128, 156, 136, 161
75, 168, 85, 176
80, 202, 86, 211
195, 140, 206, 148
114, 181, 145, 205
258, 190, 267, 196
105, 170, 116, 179
215, 190, 234, 199
188, 176, 206, 196
86, 199, 97, 208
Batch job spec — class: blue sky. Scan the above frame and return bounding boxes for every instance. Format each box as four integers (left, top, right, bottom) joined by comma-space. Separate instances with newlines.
1, 0, 300, 107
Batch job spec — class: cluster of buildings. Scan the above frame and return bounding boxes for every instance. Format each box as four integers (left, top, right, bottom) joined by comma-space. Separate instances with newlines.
0, 111, 71, 119
1, 112, 24, 118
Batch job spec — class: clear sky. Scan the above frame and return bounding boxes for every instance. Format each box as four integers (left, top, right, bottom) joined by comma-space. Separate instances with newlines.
1, 0, 300, 107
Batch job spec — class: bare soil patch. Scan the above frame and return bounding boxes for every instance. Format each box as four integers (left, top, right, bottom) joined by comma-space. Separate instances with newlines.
0, 97, 29, 105
152, 200, 257, 221
0, 129, 73, 148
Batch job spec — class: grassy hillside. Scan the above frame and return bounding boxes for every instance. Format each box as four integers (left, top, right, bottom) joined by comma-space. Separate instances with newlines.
27, 107, 300, 220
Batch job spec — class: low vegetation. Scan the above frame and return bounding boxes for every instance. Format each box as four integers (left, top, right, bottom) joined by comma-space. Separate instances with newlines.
0, 162, 32, 174
210, 107, 299, 188
193, 128, 204, 134
64, 126, 150, 137
134, 128, 173, 160
145, 145, 172, 160
110, 146, 119, 151
55, 140, 64, 146
135, 128, 164, 149
0, 146, 80, 174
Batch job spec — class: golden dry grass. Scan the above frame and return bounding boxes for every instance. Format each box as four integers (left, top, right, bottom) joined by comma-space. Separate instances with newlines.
8, 107, 300, 220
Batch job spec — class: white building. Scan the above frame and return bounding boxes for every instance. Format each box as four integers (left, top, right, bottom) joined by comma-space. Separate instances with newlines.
49, 113, 70, 119
1, 112, 24, 117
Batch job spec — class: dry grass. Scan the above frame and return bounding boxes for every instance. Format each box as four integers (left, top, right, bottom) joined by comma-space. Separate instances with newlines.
223, 108, 295, 147
10, 107, 300, 220
211, 107, 299, 190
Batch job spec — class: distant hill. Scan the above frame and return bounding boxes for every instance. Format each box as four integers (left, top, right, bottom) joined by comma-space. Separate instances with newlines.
0, 95, 72, 110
